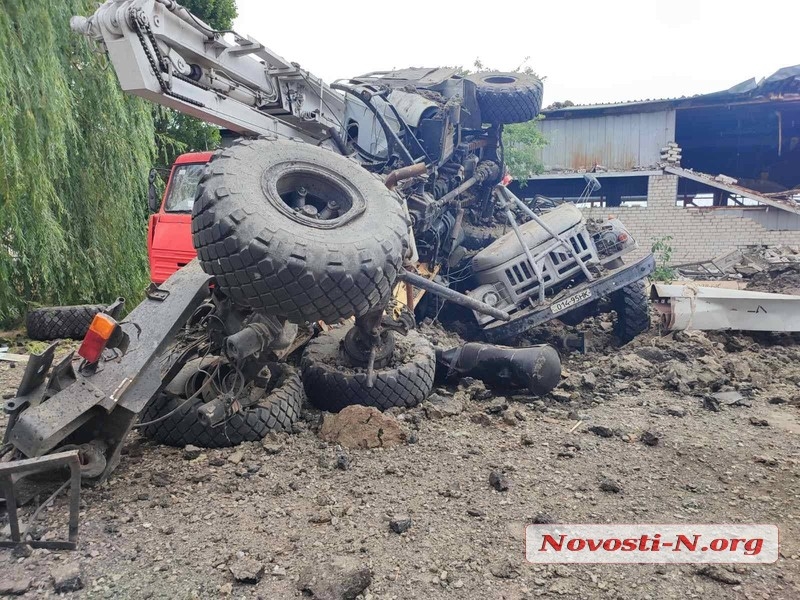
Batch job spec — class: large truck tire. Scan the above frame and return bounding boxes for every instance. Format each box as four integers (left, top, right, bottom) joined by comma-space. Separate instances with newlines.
467, 71, 544, 124
301, 326, 435, 412
192, 139, 408, 324
26, 305, 104, 341
612, 280, 651, 345
140, 361, 304, 448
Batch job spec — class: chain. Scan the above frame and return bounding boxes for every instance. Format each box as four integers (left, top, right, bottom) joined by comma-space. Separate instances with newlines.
128, 8, 205, 108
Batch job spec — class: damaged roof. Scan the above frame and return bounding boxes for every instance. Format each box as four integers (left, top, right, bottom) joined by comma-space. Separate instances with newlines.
544, 65, 800, 119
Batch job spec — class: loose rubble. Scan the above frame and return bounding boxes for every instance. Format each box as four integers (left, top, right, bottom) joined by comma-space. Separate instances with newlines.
2, 304, 800, 598
297, 558, 371, 600
51, 562, 83, 593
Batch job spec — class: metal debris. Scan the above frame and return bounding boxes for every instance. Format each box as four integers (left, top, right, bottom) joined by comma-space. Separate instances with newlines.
651, 284, 800, 332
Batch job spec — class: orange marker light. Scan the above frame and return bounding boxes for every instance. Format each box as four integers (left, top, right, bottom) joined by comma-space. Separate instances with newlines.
78, 313, 118, 363
617, 232, 629, 243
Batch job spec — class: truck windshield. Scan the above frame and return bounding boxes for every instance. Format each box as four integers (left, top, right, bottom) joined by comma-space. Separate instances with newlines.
164, 163, 205, 212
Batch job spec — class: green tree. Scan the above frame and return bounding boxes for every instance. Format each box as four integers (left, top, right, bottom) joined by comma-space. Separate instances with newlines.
0, 0, 155, 326
182, 0, 237, 30
503, 118, 548, 180
153, 0, 238, 170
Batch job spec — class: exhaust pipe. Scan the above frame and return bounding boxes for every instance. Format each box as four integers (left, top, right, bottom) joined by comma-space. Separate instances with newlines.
436, 343, 561, 396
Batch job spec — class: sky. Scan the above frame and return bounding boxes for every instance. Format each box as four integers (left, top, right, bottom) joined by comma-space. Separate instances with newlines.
234, 0, 798, 107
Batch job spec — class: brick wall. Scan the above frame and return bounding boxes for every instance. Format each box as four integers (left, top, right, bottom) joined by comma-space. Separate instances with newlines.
581, 175, 800, 264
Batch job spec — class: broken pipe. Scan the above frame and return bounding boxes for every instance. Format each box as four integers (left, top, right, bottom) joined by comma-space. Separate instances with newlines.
436, 343, 561, 396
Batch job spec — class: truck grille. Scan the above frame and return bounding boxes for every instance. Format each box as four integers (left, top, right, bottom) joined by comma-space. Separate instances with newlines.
500, 228, 597, 304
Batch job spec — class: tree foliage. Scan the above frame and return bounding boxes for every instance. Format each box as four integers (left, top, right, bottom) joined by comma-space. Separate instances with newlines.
182, 0, 237, 30
0, 0, 155, 326
153, 0, 238, 169
503, 118, 548, 180
153, 108, 221, 171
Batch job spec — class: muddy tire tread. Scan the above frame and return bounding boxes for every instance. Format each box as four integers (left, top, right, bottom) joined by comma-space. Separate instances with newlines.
26, 305, 104, 341
301, 328, 435, 412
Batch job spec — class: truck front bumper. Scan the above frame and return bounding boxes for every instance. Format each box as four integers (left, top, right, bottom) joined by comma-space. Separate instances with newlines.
481, 253, 656, 342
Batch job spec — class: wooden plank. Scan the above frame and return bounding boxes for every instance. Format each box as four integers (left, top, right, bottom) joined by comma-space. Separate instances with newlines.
0, 352, 28, 363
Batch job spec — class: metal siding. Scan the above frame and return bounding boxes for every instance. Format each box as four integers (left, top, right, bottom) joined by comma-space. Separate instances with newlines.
539, 110, 676, 171
750, 209, 800, 231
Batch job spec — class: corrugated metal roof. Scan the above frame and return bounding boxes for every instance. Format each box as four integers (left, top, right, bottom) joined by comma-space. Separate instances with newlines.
543, 65, 800, 118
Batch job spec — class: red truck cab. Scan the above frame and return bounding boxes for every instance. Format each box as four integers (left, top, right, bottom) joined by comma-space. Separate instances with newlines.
147, 151, 212, 283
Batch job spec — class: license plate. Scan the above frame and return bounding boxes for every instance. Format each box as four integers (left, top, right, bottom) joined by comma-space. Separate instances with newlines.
551, 289, 592, 314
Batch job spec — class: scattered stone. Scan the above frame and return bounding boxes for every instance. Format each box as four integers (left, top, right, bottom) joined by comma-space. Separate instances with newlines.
310, 512, 333, 524
640, 430, 660, 446
318, 405, 406, 449
0, 577, 31, 596
599, 478, 622, 494
550, 390, 572, 403
219, 582, 233, 595
485, 397, 509, 414
489, 470, 509, 492
262, 442, 283, 455
227, 450, 244, 465
389, 517, 412, 534
208, 456, 226, 467
749, 417, 769, 427
272, 565, 287, 578
702, 396, 722, 412
697, 565, 742, 585
336, 452, 351, 471
713, 391, 746, 406
548, 579, 574, 594
467, 508, 485, 518
297, 558, 371, 600
470, 413, 493, 427
617, 355, 653, 378
501, 409, 518, 426
423, 394, 464, 419
460, 378, 492, 401
183, 444, 202, 460
11, 544, 32, 559
229, 556, 265, 584
666, 405, 687, 417
581, 372, 597, 389
531, 512, 558, 524
634, 347, 669, 364
588, 425, 614, 438
753, 455, 778, 467
51, 562, 83, 593
150, 472, 170, 487
490, 559, 520, 579
520, 432, 535, 446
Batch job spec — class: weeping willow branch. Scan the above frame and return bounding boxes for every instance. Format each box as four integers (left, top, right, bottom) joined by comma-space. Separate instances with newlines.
0, 1, 155, 326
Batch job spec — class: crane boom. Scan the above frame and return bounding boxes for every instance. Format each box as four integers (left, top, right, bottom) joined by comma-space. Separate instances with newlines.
71, 0, 346, 148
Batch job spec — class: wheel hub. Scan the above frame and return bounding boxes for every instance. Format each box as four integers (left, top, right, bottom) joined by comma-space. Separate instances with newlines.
342, 327, 395, 369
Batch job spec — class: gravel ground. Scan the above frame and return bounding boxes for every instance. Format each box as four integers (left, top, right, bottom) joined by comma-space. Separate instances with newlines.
1, 319, 799, 600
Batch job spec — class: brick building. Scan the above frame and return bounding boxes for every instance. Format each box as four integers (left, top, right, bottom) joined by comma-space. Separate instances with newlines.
510, 65, 800, 264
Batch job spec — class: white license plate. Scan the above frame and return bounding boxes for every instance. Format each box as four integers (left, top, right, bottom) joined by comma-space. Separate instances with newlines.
551, 289, 592, 315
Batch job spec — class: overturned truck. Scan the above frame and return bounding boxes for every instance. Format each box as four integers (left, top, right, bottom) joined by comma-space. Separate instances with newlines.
1, 0, 654, 541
